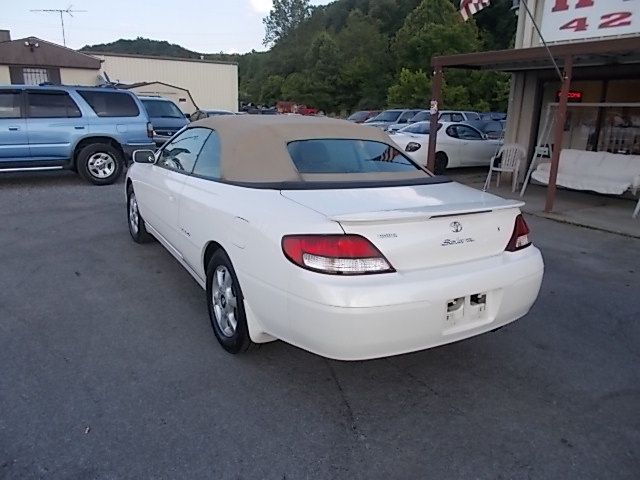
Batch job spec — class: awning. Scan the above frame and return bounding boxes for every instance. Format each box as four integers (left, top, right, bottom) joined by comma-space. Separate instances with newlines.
432, 36, 640, 72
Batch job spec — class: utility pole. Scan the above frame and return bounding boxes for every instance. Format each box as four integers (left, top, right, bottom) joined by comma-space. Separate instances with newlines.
30, 5, 86, 46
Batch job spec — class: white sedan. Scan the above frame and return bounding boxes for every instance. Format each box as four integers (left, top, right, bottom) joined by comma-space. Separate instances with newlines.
391, 121, 503, 173
126, 116, 543, 361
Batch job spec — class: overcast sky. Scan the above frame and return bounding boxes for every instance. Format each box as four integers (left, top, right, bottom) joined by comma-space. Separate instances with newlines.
2, 0, 333, 53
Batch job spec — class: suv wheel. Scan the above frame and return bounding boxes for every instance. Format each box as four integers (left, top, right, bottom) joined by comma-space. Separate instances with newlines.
77, 143, 124, 185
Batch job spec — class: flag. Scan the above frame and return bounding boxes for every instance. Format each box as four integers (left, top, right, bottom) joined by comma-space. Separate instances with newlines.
379, 146, 397, 162
460, 0, 491, 21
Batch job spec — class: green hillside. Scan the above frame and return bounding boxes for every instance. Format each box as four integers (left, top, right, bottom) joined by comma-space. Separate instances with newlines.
82, 0, 516, 113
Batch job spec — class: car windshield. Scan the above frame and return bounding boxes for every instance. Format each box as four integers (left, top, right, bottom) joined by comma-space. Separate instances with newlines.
347, 111, 368, 122
409, 111, 429, 122
287, 139, 427, 174
142, 99, 184, 118
366, 110, 402, 123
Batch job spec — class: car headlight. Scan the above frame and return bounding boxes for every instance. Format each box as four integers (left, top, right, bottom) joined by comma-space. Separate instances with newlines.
405, 142, 421, 152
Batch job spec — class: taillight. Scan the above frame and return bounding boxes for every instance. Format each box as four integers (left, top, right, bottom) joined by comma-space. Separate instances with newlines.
506, 214, 531, 252
146, 122, 154, 138
282, 234, 394, 275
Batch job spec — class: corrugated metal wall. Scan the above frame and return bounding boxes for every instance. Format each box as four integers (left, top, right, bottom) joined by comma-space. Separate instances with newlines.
94, 54, 238, 112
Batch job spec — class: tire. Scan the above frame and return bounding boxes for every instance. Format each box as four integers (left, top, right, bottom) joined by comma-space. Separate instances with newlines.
77, 143, 124, 185
435, 152, 449, 175
127, 185, 152, 243
206, 250, 255, 354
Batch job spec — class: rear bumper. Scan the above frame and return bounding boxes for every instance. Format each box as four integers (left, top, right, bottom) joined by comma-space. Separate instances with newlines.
276, 247, 544, 360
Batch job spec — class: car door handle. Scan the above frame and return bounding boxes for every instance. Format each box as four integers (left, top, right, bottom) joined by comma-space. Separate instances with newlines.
74, 126, 85, 130
8, 126, 19, 131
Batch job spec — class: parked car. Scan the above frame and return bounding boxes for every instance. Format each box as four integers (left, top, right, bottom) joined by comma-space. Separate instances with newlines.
126, 115, 543, 360
390, 121, 503, 173
364, 109, 422, 129
346, 110, 380, 123
478, 119, 506, 140
438, 111, 482, 122
386, 110, 483, 133
139, 96, 189, 147
0, 85, 154, 185
191, 109, 237, 121
480, 112, 507, 121
386, 109, 429, 133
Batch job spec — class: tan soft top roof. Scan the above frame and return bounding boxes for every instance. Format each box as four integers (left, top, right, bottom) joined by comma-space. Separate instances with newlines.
191, 115, 398, 183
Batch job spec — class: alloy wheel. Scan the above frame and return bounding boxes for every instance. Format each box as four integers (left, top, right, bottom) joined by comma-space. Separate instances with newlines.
87, 152, 116, 179
212, 266, 238, 337
129, 193, 139, 234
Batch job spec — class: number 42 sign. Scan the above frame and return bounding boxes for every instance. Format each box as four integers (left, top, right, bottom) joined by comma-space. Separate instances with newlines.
540, 0, 640, 43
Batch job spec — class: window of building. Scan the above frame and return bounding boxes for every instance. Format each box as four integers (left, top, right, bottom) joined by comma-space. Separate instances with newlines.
192, 131, 221, 179
22, 68, 49, 85
27, 91, 81, 118
157, 127, 211, 173
77, 90, 140, 117
538, 79, 640, 154
0, 91, 22, 118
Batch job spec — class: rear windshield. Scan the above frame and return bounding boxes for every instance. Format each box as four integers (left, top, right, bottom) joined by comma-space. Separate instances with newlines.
399, 122, 442, 135
287, 139, 426, 174
77, 90, 140, 117
142, 99, 184, 118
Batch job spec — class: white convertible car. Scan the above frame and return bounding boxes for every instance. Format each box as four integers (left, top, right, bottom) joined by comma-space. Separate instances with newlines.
391, 121, 503, 173
126, 116, 543, 360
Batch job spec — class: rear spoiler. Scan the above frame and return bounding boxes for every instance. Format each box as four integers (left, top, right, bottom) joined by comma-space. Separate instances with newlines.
330, 199, 525, 224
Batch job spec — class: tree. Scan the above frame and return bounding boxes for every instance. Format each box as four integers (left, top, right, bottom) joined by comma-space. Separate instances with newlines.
259, 75, 285, 105
281, 72, 314, 104
393, 0, 482, 70
334, 10, 391, 111
306, 32, 341, 110
263, 0, 312, 46
387, 69, 430, 107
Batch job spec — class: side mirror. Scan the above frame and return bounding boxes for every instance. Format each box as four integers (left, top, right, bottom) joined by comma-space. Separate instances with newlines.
405, 142, 422, 152
399, 118, 408, 124
133, 149, 156, 164
482, 133, 488, 140
184, 113, 190, 119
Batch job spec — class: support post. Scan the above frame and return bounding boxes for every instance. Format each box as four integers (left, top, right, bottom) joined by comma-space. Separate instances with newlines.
544, 56, 573, 213
427, 65, 443, 173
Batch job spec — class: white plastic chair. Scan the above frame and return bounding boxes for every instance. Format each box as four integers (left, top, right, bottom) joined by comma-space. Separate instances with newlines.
484, 144, 526, 193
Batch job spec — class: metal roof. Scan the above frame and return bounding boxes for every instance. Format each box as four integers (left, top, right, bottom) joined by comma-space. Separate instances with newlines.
432, 36, 640, 72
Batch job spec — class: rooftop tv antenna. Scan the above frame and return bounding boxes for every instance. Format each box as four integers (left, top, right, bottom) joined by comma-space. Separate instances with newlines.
30, 5, 86, 46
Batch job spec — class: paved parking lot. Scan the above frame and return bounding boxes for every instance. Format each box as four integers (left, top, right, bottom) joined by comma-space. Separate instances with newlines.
1, 171, 638, 479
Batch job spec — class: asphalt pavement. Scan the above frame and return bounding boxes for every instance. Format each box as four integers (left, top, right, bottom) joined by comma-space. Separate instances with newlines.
0, 171, 638, 479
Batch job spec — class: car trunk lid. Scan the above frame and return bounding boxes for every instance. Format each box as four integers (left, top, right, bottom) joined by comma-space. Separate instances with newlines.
281, 182, 522, 270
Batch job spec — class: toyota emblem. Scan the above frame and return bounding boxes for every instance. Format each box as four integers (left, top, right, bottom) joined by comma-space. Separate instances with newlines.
450, 221, 463, 233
